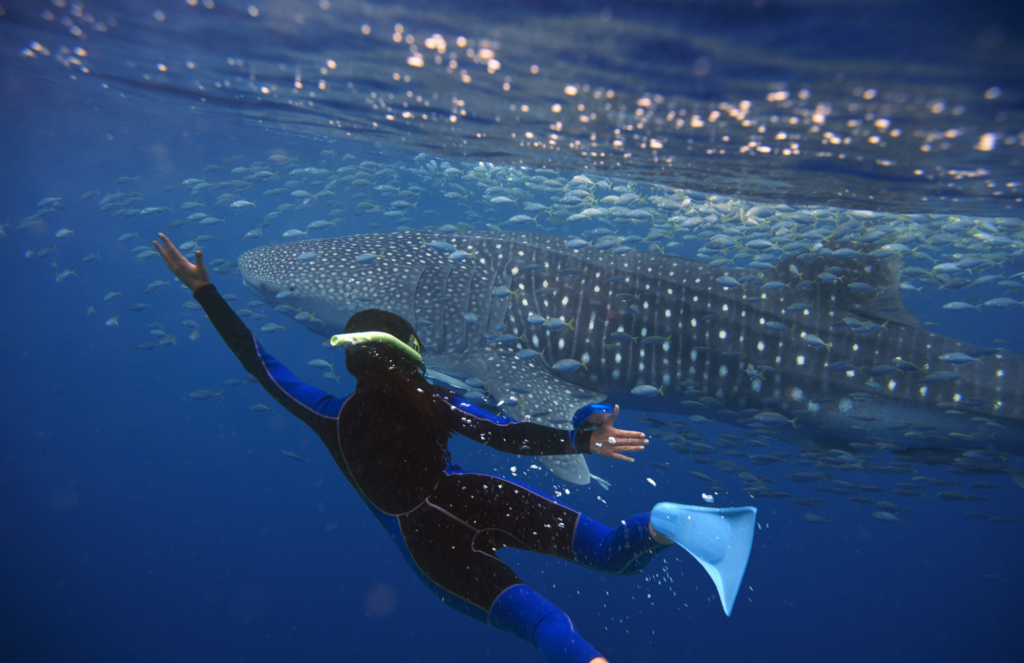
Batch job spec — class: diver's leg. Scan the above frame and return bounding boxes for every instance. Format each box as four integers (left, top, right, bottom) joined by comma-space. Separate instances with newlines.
389, 488, 604, 663
429, 470, 756, 618
571, 512, 671, 575
488, 584, 603, 663
575, 505, 759, 616
431, 469, 670, 576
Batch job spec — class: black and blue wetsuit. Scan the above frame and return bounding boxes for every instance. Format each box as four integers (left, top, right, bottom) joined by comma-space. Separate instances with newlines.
195, 284, 668, 663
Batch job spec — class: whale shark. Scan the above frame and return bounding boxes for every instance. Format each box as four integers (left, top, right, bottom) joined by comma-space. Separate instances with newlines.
237, 231, 1023, 484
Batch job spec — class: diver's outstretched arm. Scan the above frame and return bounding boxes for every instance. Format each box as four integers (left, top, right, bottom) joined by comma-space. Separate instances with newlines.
443, 392, 646, 460
153, 234, 342, 440
191, 283, 343, 435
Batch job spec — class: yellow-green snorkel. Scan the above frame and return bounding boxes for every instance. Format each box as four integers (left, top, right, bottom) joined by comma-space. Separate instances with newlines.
330, 331, 423, 365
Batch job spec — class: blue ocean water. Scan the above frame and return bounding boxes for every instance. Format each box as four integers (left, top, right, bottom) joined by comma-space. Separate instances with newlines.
1, 2, 1022, 662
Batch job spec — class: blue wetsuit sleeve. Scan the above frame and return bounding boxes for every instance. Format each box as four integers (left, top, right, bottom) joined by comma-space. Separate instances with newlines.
193, 284, 344, 435
572, 403, 615, 429
441, 390, 592, 456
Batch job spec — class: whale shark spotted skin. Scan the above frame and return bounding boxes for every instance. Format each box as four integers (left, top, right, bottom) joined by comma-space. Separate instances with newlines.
238, 231, 1024, 483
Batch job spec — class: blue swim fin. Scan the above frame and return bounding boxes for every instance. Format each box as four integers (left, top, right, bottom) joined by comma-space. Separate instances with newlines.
650, 503, 757, 616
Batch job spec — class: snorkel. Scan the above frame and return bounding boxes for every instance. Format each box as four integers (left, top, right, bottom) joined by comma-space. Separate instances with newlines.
331, 331, 425, 372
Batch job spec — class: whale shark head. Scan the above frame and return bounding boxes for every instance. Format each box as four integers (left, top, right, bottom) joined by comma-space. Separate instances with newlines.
238, 234, 427, 334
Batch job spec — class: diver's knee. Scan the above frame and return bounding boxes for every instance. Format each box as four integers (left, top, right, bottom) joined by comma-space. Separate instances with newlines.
488, 584, 552, 643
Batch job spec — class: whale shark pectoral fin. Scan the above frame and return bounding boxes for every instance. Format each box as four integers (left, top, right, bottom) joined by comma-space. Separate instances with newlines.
426, 347, 607, 485
539, 454, 591, 486
424, 368, 472, 391
1010, 468, 1024, 491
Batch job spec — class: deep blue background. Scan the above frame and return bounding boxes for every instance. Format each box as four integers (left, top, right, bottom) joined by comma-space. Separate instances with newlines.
2, 59, 1022, 663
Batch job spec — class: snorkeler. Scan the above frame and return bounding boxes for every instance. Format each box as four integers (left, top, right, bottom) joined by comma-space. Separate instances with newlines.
153, 233, 756, 663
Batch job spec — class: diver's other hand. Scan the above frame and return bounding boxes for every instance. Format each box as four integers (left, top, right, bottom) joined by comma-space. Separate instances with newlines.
589, 405, 647, 462
153, 232, 210, 292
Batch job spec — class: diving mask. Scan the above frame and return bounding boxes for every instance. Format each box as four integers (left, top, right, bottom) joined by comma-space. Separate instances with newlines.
330, 331, 423, 364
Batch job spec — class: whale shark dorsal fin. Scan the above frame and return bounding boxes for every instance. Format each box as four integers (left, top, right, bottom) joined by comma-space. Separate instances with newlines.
776, 252, 920, 327
427, 347, 606, 485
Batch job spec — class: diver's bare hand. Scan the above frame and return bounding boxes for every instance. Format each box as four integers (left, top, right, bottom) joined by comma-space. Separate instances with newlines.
153, 232, 210, 292
589, 405, 647, 462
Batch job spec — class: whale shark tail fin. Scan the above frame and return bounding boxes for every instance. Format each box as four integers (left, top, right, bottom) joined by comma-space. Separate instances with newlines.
650, 503, 757, 616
